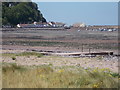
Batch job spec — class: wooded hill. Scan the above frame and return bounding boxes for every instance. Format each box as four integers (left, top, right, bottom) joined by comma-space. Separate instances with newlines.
2, 2, 46, 26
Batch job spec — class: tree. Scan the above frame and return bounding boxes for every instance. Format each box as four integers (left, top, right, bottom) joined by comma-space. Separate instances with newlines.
2, 2, 46, 26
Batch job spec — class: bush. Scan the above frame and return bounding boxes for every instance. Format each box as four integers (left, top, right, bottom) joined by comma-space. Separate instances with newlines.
12, 56, 16, 60
37, 54, 43, 58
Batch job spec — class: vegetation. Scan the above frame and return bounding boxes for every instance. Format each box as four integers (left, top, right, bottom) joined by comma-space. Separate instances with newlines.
3, 52, 44, 60
2, 63, 119, 88
11, 56, 16, 60
3, 52, 44, 57
2, 2, 46, 26
2, 63, 26, 73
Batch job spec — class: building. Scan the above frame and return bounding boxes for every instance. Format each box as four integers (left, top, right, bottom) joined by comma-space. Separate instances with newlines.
72, 22, 86, 28
17, 21, 65, 28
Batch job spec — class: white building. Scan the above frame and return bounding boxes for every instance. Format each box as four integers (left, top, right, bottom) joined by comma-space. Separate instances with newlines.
73, 22, 86, 27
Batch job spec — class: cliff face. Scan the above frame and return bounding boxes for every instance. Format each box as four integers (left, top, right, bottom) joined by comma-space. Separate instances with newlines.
2, 2, 46, 25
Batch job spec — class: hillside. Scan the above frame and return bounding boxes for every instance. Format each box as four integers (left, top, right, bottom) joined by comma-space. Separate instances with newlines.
2, 2, 46, 26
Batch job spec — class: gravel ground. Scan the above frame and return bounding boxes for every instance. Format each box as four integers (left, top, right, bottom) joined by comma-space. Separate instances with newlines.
2, 50, 119, 73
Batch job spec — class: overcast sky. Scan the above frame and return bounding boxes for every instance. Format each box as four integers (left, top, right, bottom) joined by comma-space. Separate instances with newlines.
34, 2, 118, 25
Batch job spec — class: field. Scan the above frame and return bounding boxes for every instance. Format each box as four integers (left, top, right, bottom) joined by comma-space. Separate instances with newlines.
1, 28, 119, 88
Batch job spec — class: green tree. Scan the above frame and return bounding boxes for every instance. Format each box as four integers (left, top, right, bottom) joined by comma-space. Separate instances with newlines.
2, 2, 46, 26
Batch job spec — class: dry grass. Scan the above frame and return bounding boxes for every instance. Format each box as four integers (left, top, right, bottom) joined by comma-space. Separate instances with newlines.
0, 63, 2, 89
2, 63, 119, 88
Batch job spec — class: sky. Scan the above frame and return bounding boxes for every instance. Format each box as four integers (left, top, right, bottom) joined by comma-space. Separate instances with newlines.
35, 2, 118, 25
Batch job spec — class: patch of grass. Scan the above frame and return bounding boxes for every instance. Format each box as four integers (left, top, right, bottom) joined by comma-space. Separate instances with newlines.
37, 54, 43, 58
16, 52, 43, 57
2, 63, 119, 88
3, 52, 44, 57
2, 63, 26, 73
48, 63, 53, 66
36, 65, 54, 74
2, 53, 16, 57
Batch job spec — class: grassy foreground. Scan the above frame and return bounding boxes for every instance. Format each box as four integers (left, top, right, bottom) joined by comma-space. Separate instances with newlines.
2, 63, 119, 88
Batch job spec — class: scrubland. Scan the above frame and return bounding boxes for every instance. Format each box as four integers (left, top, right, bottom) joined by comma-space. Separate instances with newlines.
2, 52, 120, 88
